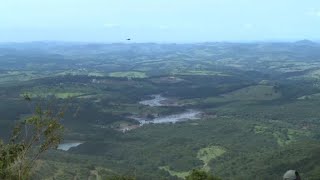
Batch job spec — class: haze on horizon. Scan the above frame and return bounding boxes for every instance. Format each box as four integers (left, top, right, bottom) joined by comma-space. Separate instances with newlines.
1, 0, 320, 43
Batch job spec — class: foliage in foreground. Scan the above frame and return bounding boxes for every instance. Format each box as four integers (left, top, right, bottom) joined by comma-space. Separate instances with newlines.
108, 175, 136, 180
186, 169, 221, 180
0, 98, 64, 180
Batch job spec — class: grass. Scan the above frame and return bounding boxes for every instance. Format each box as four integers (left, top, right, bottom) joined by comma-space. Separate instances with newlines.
172, 70, 229, 76
108, 71, 147, 78
35, 160, 115, 180
88, 72, 106, 77
54, 92, 85, 99
56, 70, 106, 77
297, 93, 320, 100
306, 69, 320, 79
178, 96, 229, 107
254, 125, 290, 146
159, 166, 190, 179
101, 103, 168, 116
197, 146, 226, 171
254, 125, 310, 146
254, 125, 269, 134
20, 85, 98, 99
179, 85, 281, 107
158, 144, 226, 179
0, 71, 42, 84
223, 85, 281, 100
21, 92, 85, 99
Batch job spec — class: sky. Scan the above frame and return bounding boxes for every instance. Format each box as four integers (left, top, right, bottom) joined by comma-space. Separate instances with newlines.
1, 0, 320, 42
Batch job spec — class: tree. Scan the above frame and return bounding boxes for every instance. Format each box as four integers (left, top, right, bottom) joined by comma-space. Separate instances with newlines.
109, 175, 136, 180
186, 169, 222, 180
0, 97, 64, 180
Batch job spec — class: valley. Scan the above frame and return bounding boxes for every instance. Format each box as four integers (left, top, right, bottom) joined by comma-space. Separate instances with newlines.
1, 42, 320, 179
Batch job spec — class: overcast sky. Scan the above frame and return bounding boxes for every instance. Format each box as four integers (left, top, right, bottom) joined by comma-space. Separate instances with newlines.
1, 0, 320, 42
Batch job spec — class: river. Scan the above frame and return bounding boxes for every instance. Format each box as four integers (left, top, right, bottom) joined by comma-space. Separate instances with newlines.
57, 142, 83, 151
134, 110, 202, 125
139, 94, 178, 107
134, 95, 202, 125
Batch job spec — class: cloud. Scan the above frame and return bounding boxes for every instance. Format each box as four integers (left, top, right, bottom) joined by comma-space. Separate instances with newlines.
103, 23, 120, 28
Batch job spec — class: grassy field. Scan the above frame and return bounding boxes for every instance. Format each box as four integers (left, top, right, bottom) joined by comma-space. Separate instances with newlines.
20, 85, 98, 99
159, 166, 190, 179
172, 70, 229, 76
197, 146, 226, 171
254, 125, 310, 146
0, 71, 44, 84
223, 85, 281, 100
34, 160, 116, 180
21, 92, 86, 99
158, 146, 226, 179
108, 71, 147, 78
